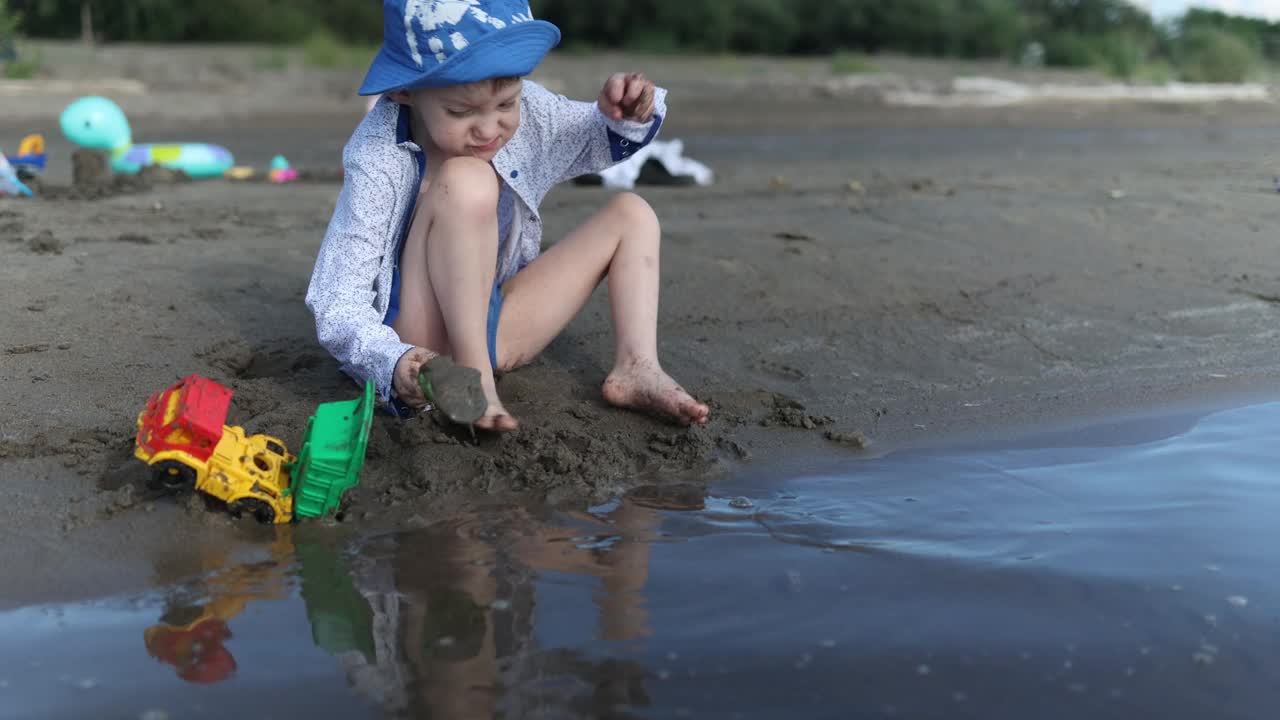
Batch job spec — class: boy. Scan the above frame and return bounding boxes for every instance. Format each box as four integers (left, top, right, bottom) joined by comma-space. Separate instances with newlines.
307, 0, 709, 432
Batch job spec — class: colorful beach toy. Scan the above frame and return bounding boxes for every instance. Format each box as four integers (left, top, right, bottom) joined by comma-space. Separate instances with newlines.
0, 151, 33, 197
10, 134, 47, 177
268, 155, 298, 184
133, 375, 375, 524
60, 96, 235, 179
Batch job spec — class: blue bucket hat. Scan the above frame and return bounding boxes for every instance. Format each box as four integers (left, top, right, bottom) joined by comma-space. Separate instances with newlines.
359, 0, 560, 96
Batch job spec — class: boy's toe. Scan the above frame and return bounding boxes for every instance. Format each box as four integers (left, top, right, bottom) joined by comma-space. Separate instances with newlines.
476, 412, 519, 433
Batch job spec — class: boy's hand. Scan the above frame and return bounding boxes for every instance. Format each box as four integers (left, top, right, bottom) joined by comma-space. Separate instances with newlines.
598, 72, 656, 123
393, 347, 439, 408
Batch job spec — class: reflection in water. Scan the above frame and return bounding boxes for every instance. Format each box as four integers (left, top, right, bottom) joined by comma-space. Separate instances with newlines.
137, 495, 669, 719
356, 501, 662, 719
40, 402, 1276, 719
143, 533, 294, 685
145, 610, 236, 684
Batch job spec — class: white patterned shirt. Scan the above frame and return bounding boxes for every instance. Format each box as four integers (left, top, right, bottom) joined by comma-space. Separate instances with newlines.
306, 80, 667, 401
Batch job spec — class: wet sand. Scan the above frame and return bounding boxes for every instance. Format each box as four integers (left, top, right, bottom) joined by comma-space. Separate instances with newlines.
5, 52, 1280, 608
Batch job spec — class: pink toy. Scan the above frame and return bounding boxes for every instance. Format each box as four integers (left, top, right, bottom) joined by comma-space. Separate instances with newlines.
268, 155, 298, 184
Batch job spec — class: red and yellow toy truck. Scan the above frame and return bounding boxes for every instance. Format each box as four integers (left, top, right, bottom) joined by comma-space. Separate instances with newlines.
134, 374, 375, 524
134, 375, 296, 524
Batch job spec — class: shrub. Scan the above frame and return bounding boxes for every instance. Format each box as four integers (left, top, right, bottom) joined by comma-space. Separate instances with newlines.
1133, 59, 1175, 84
301, 29, 374, 70
3, 54, 39, 79
1043, 31, 1096, 68
1090, 32, 1149, 79
1176, 27, 1259, 83
1042, 30, 1152, 78
303, 28, 344, 69
253, 49, 290, 72
831, 51, 877, 75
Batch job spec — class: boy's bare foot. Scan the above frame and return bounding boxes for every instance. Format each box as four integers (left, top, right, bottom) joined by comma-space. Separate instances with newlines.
602, 357, 710, 427
475, 377, 519, 432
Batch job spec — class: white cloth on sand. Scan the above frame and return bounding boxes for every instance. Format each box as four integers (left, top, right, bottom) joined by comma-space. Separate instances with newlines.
0, 152, 32, 197
597, 139, 714, 189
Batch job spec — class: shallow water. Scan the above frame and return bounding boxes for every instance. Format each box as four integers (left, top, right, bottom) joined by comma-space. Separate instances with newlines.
5, 402, 1280, 720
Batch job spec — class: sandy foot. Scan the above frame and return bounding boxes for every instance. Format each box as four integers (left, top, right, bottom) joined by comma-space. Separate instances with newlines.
602, 357, 710, 427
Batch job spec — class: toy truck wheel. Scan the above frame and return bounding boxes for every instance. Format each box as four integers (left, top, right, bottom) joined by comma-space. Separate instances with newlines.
228, 498, 276, 524
149, 461, 196, 492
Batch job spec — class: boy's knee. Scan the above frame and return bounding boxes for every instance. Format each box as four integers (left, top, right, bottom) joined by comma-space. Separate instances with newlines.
608, 192, 659, 230
432, 157, 500, 218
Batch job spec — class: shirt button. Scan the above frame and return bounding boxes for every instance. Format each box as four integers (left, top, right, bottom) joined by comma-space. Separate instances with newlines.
510, 170, 519, 179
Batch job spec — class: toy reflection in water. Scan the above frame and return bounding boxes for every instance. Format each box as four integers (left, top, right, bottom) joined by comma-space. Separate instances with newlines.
136, 490, 671, 715
142, 532, 390, 688
144, 600, 242, 684
142, 533, 295, 684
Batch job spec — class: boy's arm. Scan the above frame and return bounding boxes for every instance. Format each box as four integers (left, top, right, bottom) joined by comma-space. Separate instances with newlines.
523, 79, 668, 185
305, 158, 414, 402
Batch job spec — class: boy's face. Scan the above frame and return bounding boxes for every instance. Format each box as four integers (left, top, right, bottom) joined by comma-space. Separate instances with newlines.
392, 80, 522, 162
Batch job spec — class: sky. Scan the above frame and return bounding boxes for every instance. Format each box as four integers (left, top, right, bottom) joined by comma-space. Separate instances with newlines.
1140, 0, 1280, 20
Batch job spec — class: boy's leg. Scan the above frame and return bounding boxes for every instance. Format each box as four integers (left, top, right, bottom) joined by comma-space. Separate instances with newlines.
497, 192, 709, 426
392, 157, 518, 431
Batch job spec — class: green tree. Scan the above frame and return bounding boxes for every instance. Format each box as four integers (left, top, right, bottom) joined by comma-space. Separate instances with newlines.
1, 2, 18, 64
950, 0, 1028, 59
1022, 0, 1155, 36
727, 0, 798, 54
0, 0, 1264, 84
1, 0, 20, 47
1179, 8, 1280, 61
532, 0, 633, 49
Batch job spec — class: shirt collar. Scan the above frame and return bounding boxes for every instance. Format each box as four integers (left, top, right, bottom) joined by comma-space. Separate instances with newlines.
393, 100, 420, 151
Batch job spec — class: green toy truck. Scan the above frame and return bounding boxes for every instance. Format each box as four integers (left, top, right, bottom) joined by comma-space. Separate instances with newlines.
291, 381, 376, 519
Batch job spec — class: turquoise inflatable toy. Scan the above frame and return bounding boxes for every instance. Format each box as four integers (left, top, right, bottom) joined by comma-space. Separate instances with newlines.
59, 97, 234, 179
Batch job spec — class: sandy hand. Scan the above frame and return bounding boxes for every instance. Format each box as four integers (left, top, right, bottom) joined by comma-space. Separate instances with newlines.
602, 357, 710, 427
393, 347, 439, 407
597, 72, 656, 122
